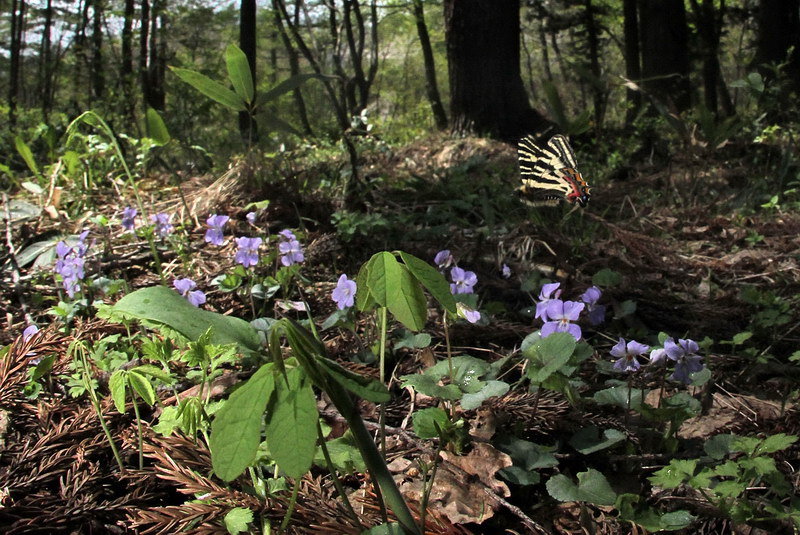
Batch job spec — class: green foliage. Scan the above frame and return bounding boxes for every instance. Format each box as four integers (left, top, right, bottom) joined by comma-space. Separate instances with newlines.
223, 507, 254, 534
546, 469, 617, 506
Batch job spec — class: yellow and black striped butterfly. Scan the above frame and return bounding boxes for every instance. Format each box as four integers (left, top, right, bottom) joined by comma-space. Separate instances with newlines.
517, 134, 590, 207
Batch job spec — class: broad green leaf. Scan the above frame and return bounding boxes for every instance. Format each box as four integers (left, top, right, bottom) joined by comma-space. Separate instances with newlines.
109, 370, 127, 413
145, 107, 171, 145
211, 363, 275, 481
355, 260, 376, 311
593, 386, 644, 410
400, 373, 461, 401
316, 357, 390, 403
127, 370, 156, 406
498, 465, 540, 486
524, 332, 576, 383
360, 523, 404, 535
385, 261, 427, 331
2, 199, 41, 222
731, 331, 753, 345
131, 364, 174, 385
29, 355, 56, 382
224, 507, 253, 534
546, 474, 580, 502
658, 510, 695, 530
495, 435, 559, 470
569, 426, 626, 455
170, 66, 246, 111
394, 330, 431, 350
398, 251, 457, 314
14, 136, 40, 177
111, 286, 261, 356
574, 468, 617, 505
412, 407, 449, 439
225, 44, 254, 103
266, 367, 318, 479
312, 432, 367, 474
592, 268, 622, 287
460, 380, 509, 410
365, 252, 393, 306
704, 434, 737, 460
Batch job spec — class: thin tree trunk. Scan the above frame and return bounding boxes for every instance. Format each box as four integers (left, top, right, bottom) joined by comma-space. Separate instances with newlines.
8, 0, 23, 126
139, 0, 150, 110
239, 0, 258, 143
91, 0, 105, 100
38, 0, 54, 121
622, 0, 640, 125
412, 0, 447, 130
272, 1, 312, 135
584, 0, 605, 131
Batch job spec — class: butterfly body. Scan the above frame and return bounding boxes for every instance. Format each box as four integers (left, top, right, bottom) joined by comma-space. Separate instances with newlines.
517, 134, 590, 207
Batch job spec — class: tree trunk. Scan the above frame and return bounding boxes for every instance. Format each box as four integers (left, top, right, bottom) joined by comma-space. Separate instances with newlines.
753, 0, 800, 95
139, 0, 150, 110
639, 0, 692, 113
38, 0, 54, 121
622, 0, 640, 125
444, 0, 547, 139
412, 0, 447, 130
91, 0, 105, 100
239, 0, 258, 143
145, 0, 167, 110
272, 0, 312, 135
583, 0, 605, 131
690, 0, 734, 116
8, 0, 23, 126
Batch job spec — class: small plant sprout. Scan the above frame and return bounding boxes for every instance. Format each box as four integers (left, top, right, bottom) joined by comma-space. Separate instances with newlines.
278, 231, 304, 266
580, 286, 606, 326
541, 300, 584, 340
121, 206, 137, 232
611, 338, 650, 372
651, 338, 705, 383
449, 266, 477, 294
331, 274, 357, 310
150, 212, 173, 238
204, 214, 229, 246
535, 282, 562, 320
434, 249, 454, 270
234, 236, 262, 268
173, 278, 206, 307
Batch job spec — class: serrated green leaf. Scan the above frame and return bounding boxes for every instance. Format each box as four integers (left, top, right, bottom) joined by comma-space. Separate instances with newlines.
225, 44, 254, 103
412, 407, 449, 439
714, 460, 741, 478
109, 370, 127, 413
224, 507, 253, 534
713, 480, 746, 498
460, 380, 509, 410
649, 459, 697, 488
211, 363, 275, 481
145, 107, 171, 145
266, 367, 318, 479
170, 66, 246, 111
127, 370, 156, 406
398, 251, 457, 315
756, 433, 798, 455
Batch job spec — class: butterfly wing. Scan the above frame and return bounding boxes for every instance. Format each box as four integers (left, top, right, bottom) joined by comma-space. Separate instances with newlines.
547, 134, 579, 169
517, 134, 590, 207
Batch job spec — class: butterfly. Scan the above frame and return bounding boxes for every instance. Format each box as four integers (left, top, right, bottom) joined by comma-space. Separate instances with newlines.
517, 134, 591, 207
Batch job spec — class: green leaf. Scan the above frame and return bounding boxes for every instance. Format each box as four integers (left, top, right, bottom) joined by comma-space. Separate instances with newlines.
266, 367, 318, 479
545, 474, 579, 502
360, 523, 404, 535
499, 465, 541, 486
495, 435, 559, 471
398, 251, 457, 315
29, 355, 55, 382
355, 260, 376, 311
400, 373, 462, 401
127, 370, 156, 406
170, 66, 246, 111
731, 331, 753, 345
704, 434, 737, 460
111, 286, 261, 356
385, 261, 427, 331
756, 433, 798, 455
592, 268, 622, 286
225, 44, 254, 103
131, 364, 174, 385
412, 407, 449, 439
145, 107, 171, 145
547, 469, 617, 505
313, 432, 367, 474
211, 363, 275, 481
649, 459, 697, 489
523, 332, 576, 383
394, 331, 431, 350
460, 380, 509, 410
593, 386, 644, 410
365, 252, 392, 306
224, 507, 253, 534
569, 426, 626, 455
1, 199, 41, 223
14, 136, 40, 178
316, 357, 390, 403
109, 370, 127, 413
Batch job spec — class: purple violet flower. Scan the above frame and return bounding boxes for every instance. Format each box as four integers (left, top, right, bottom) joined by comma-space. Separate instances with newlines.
501, 263, 512, 279
651, 338, 704, 384
580, 286, 607, 326
279, 229, 296, 241
204, 214, 229, 246
150, 213, 173, 238
535, 282, 562, 321
246, 211, 257, 225
173, 278, 206, 307
450, 266, 477, 294
121, 207, 137, 232
54, 232, 90, 298
434, 249, 454, 270
457, 302, 481, 324
235, 236, 262, 268
23, 324, 39, 341
541, 300, 584, 340
331, 274, 357, 310
611, 338, 650, 372
279, 237, 305, 267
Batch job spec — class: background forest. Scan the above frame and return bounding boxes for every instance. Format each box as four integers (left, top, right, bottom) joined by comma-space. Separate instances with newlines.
2, 0, 800, 534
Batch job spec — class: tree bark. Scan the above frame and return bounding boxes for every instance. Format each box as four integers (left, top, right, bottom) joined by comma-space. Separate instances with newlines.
272, 0, 312, 135
412, 0, 447, 130
622, 0, 640, 125
239, 0, 258, 143
583, 0, 605, 131
8, 0, 24, 126
753, 0, 800, 95
91, 0, 105, 100
639, 0, 691, 113
444, 0, 547, 139
690, 0, 734, 116
38, 0, 54, 121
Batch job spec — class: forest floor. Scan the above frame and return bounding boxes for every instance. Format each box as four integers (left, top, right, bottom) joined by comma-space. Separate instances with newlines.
1, 135, 799, 534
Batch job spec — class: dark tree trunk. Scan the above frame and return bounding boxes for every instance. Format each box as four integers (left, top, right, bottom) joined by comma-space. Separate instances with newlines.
690, 0, 734, 116
145, 0, 166, 110
91, 0, 105, 100
121, 0, 136, 123
753, 0, 800, 95
139, 0, 150, 109
8, 0, 24, 126
583, 0, 605, 131
639, 0, 691, 113
272, 0, 312, 135
444, 0, 547, 139
38, 0, 54, 121
412, 0, 447, 130
622, 0, 641, 125
239, 0, 258, 143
